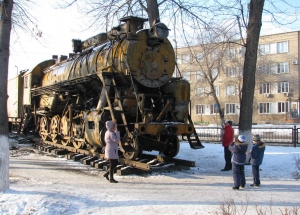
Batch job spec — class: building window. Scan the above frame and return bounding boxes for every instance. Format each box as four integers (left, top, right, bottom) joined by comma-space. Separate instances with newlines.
277, 41, 288, 53
182, 71, 190, 81
208, 86, 219, 97
214, 86, 220, 97
270, 63, 277, 74
259, 43, 276, 55
277, 62, 289, 73
226, 85, 236, 96
226, 67, 236, 77
278, 102, 288, 113
259, 103, 270, 113
259, 41, 288, 55
278, 81, 289, 93
182, 54, 190, 63
258, 63, 289, 74
259, 83, 271, 94
258, 64, 269, 74
226, 67, 242, 77
237, 47, 246, 57
210, 51, 219, 60
226, 48, 236, 58
196, 70, 204, 80
195, 52, 204, 62
225, 104, 236, 114
196, 87, 205, 96
177, 55, 182, 64
212, 68, 218, 79
210, 105, 218, 114
195, 105, 204, 114
259, 44, 269, 55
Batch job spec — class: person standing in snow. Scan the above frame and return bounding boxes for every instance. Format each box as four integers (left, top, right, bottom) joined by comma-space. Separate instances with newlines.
221, 121, 234, 171
103, 120, 120, 183
249, 134, 266, 187
229, 135, 248, 190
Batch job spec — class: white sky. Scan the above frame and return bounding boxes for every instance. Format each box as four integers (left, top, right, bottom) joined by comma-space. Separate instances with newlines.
9, 2, 102, 79
8, 1, 300, 79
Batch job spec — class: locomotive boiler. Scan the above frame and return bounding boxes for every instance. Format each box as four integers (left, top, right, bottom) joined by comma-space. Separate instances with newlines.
8, 16, 204, 160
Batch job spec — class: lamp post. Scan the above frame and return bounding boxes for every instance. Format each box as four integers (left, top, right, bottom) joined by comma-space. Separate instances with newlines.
15, 65, 18, 76
173, 39, 178, 77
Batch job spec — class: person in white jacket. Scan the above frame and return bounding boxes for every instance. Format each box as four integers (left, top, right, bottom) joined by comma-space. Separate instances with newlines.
103, 120, 120, 183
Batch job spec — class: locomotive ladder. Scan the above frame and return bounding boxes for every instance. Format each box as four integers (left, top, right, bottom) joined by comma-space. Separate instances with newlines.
99, 73, 130, 137
186, 114, 204, 149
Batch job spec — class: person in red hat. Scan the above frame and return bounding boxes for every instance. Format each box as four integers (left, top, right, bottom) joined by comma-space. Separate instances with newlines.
221, 121, 234, 171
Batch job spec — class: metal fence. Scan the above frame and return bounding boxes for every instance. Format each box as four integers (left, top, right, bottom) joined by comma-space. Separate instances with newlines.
194, 125, 300, 146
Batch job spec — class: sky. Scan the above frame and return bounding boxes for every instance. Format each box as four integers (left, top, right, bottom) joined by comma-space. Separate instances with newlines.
9, 2, 100, 79
1, 137, 300, 215
8, 1, 300, 79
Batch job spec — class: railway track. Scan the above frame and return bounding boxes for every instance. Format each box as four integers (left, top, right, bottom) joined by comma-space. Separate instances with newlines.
9, 133, 196, 176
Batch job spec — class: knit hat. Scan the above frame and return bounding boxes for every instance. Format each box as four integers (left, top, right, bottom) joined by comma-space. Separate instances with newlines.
225, 121, 233, 125
252, 134, 261, 141
238, 135, 246, 143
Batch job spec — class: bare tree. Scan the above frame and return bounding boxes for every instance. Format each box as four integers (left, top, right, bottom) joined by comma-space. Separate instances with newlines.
0, 0, 13, 191
239, 0, 265, 155
57, 0, 214, 32
12, 0, 42, 38
186, 28, 235, 125
1, 0, 41, 191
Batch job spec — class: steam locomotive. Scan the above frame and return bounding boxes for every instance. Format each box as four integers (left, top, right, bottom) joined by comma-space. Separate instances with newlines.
7, 16, 203, 160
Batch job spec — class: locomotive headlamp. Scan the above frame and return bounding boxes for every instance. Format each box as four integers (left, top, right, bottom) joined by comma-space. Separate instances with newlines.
149, 22, 170, 39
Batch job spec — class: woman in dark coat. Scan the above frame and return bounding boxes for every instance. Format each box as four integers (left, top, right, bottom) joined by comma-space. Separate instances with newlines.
229, 135, 248, 190
103, 120, 120, 183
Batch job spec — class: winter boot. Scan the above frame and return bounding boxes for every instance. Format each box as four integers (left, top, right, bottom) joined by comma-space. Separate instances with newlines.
103, 171, 109, 180
109, 167, 118, 183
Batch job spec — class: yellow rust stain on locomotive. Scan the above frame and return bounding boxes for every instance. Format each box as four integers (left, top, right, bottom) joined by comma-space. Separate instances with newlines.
40, 30, 175, 89
164, 79, 190, 121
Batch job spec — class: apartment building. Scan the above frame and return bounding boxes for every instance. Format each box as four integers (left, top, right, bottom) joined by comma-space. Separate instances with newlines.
176, 31, 300, 125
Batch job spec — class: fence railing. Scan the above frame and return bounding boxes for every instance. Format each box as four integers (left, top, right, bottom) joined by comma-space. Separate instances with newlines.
194, 125, 299, 146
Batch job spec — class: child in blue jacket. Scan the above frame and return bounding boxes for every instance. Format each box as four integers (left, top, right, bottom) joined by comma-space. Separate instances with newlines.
229, 135, 248, 190
249, 134, 266, 187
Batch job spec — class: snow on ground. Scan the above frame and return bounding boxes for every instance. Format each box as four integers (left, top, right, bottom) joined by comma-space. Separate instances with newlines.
1, 139, 300, 215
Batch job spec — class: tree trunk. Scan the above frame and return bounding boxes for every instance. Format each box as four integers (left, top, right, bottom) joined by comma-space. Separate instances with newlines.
146, 0, 160, 26
239, 0, 265, 162
0, 0, 13, 191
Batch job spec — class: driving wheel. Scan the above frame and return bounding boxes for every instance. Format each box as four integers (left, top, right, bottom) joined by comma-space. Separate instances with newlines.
72, 118, 85, 149
50, 115, 60, 143
121, 133, 140, 160
39, 116, 49, 141
162, 136, 180, 157
60, 116, 70, 146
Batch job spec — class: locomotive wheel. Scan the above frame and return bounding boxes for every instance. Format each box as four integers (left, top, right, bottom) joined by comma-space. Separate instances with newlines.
39, 116, 49, 141
60, 116, 70, 146
73, 141, 84, 149
121, 133, 140, 160
61, 138, 70, 146
162, 136, 180, 157
72, 118, 85, 149
88, 145, 100, 153
50, 115, 60, 143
